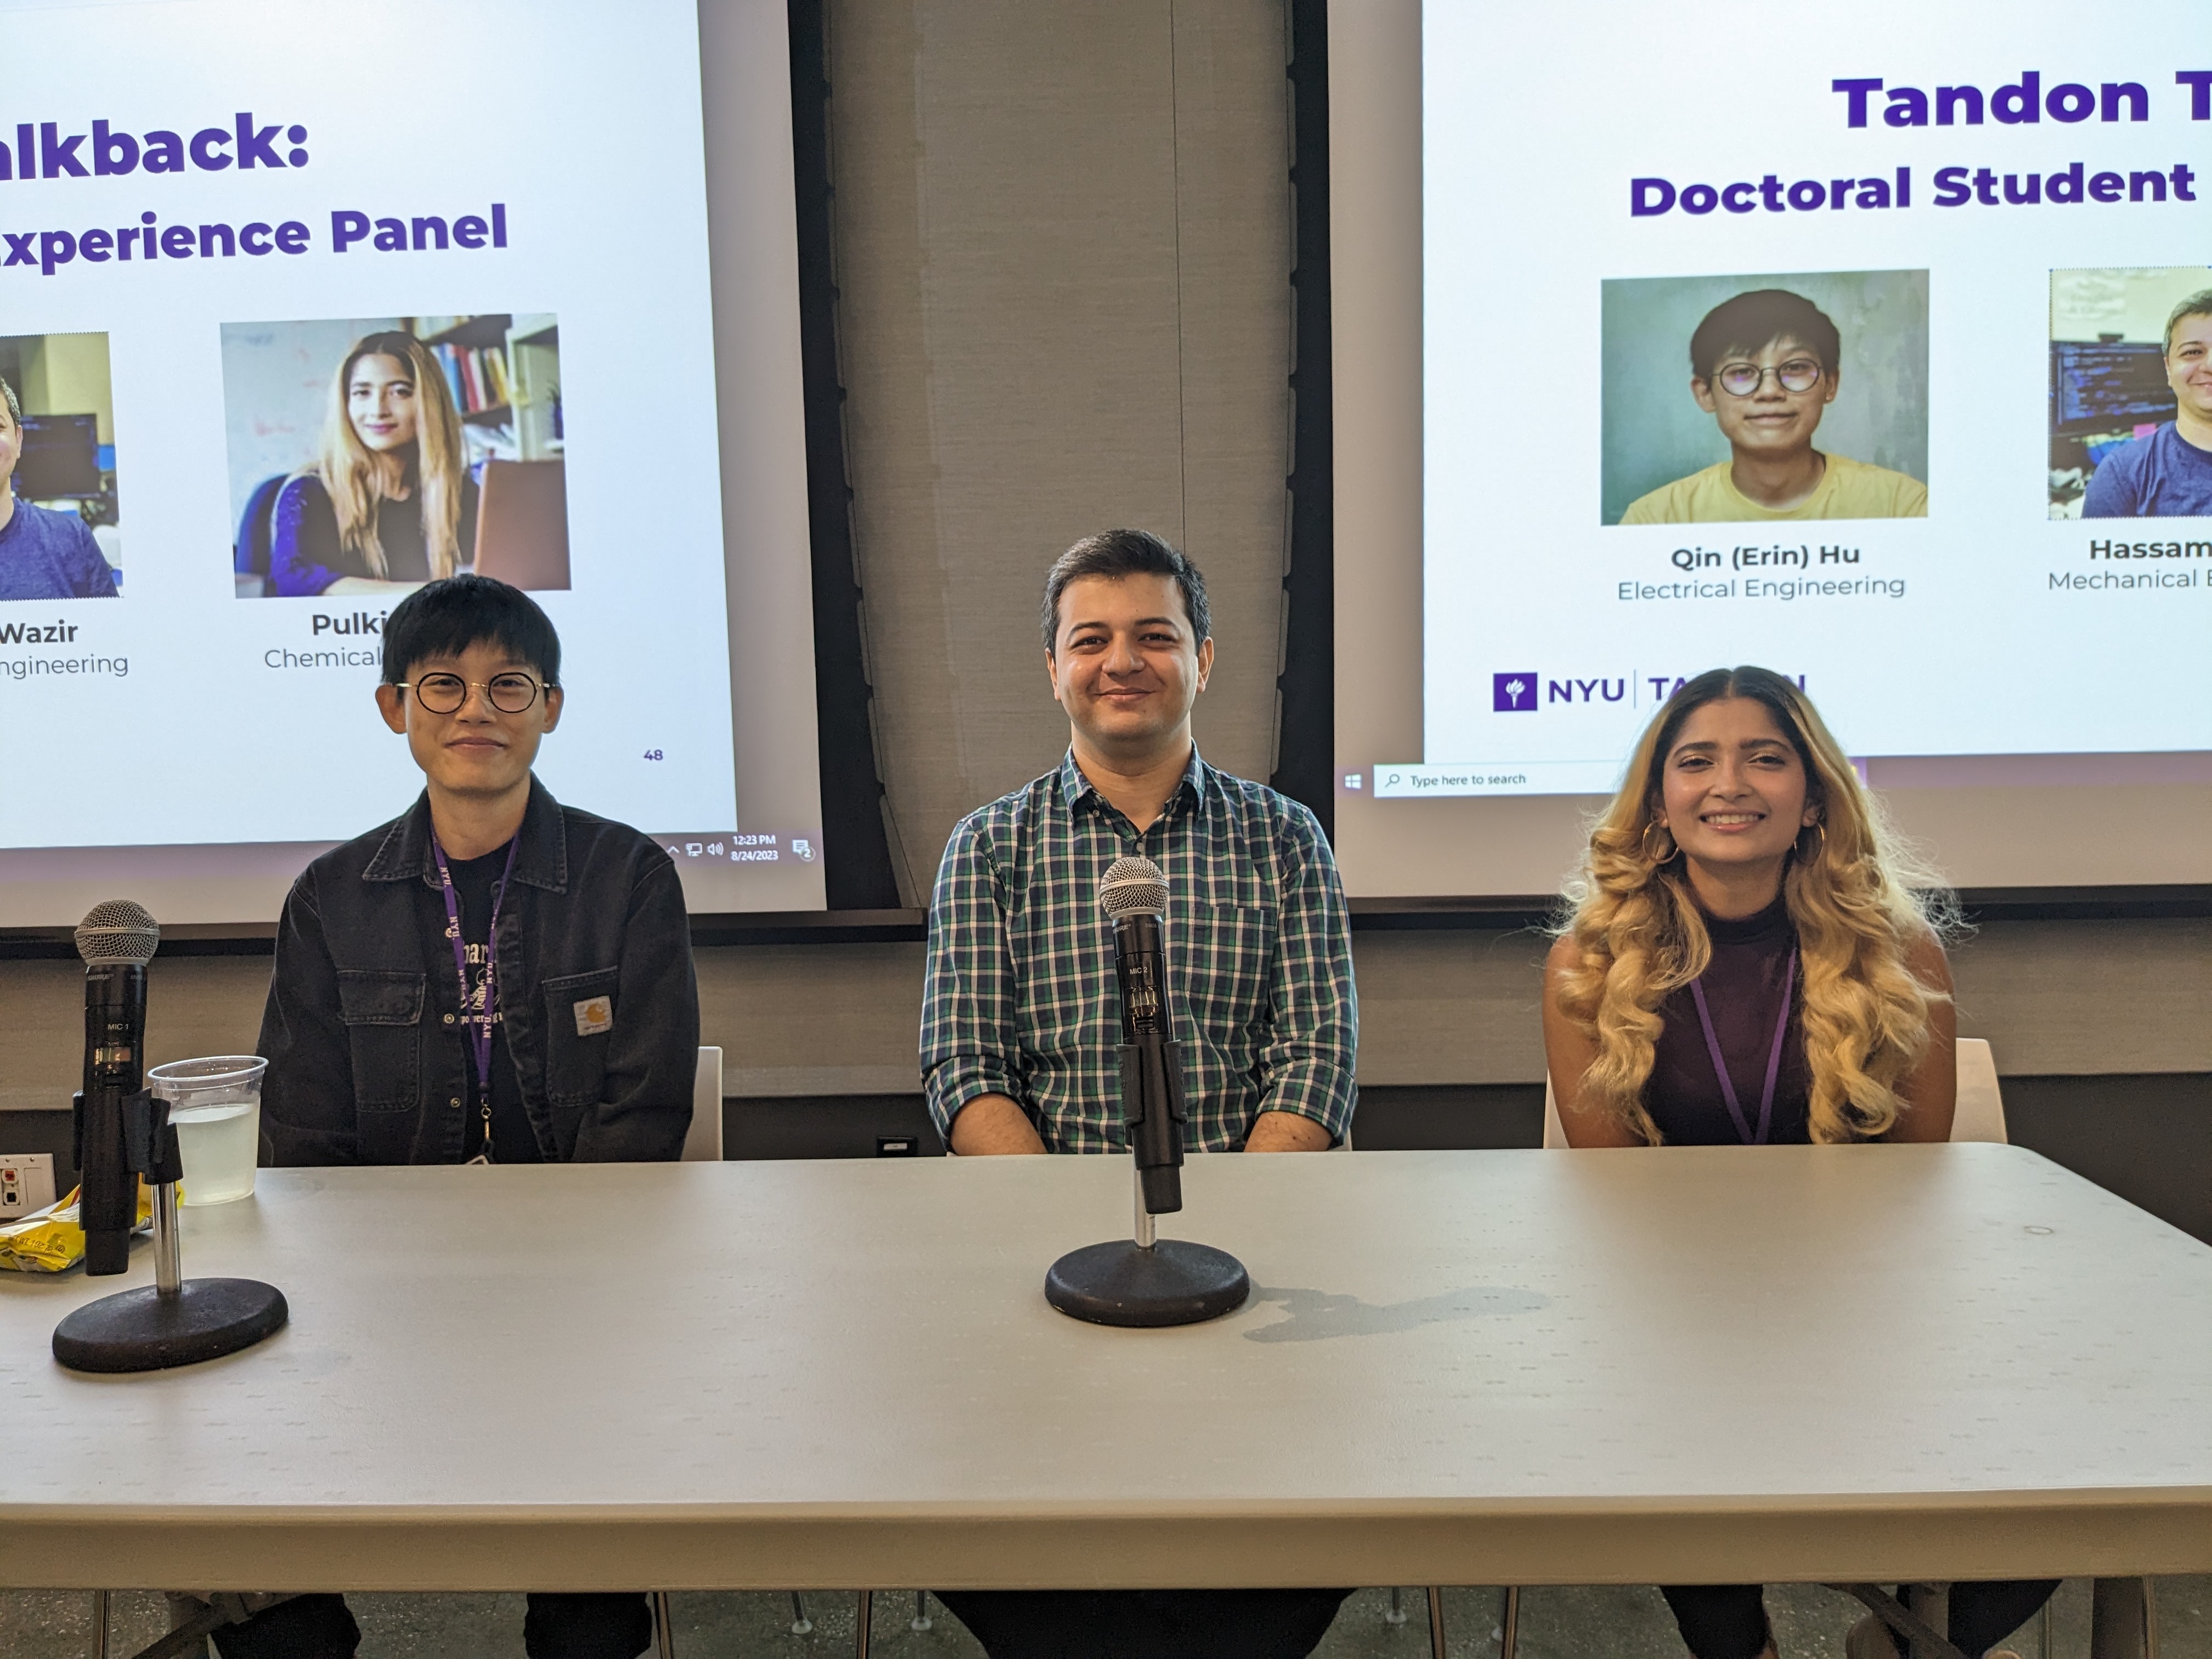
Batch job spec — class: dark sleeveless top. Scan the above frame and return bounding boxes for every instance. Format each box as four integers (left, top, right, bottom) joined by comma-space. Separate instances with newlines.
1644, 895, 1812, 1144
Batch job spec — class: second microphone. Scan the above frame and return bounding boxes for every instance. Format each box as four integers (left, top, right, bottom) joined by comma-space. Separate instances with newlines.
1101, 854, 1186, 1215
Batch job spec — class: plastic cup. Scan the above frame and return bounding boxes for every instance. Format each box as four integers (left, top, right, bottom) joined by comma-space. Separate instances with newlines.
148, 1056, 268, 1206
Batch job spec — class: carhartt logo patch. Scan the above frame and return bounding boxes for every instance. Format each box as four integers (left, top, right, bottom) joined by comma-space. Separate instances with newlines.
573, 996, 613, 1037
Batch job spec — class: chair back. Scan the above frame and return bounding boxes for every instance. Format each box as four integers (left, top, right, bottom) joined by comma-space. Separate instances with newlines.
1949, 1037, 2007, 1144
1544, 1037, 2006, 1147
1542, 1080, 1568, 1149
684, 1047, 724, 1161
234, 474, 286, 576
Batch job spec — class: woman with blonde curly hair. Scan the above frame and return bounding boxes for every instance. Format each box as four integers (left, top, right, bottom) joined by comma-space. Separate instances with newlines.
1545, 663, 1955, 1149
1543, 664, 2053, 1659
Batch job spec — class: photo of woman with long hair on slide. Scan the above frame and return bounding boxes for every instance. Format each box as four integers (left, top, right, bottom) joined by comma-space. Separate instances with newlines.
268, 331, 478, 598
1541, 665, 2056, 1659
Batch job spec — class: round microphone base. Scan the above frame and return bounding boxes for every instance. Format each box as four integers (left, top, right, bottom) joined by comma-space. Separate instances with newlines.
53, 1279, 288, 1374
1045, 1238, 1249, 1328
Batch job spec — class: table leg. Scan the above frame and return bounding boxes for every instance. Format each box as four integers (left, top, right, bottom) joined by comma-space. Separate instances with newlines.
1907, 1584, 1950, 1659
2091, 1578, 2156, 1659
1500, 1585, 1521, 1659
89, 1589, 109, 1659
653, 1590, 675, 1659
788, 1592, 814, 1635
1427, 1585, 1447, 1658
855, 1589, 872, 1659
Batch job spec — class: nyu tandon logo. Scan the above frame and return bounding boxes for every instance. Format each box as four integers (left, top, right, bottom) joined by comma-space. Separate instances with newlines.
1492, 670, 1808, 715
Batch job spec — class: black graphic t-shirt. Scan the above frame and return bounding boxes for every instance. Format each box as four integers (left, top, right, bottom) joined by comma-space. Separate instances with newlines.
446, 843, 541, 1164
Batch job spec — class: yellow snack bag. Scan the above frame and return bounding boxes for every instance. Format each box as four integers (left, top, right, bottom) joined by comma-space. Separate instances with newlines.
0, 1182, 155, 1273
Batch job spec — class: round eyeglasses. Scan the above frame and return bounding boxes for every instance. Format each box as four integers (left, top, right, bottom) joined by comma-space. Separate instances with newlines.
1712, 358, 1825, 398
394, 673, 550, 715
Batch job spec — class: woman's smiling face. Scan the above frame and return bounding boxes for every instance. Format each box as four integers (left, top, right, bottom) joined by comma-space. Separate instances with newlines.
1656, 696, 1819, 874
346, 352, 420, 453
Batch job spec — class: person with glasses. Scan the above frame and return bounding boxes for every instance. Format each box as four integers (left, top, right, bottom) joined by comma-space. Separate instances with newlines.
1620, 289, 1928, 523
238, 574, 696, 1659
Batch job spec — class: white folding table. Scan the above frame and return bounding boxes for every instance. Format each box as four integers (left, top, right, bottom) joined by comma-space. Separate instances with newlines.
2, 1145, 2207, 1598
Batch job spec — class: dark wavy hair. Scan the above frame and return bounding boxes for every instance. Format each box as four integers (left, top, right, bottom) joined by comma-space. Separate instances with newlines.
1039, 528, 1210, 652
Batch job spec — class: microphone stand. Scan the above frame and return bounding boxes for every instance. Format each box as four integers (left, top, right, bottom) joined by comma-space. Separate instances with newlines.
52, 1086, 288, 1373
52, 951, 287, 1374
1045, 905, 1249, 1328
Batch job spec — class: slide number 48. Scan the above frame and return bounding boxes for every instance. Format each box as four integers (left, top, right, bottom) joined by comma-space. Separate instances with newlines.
642, 748, 664, 761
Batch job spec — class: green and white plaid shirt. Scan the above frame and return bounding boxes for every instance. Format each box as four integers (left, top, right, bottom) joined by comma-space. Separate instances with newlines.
921, 749, 1357, 1153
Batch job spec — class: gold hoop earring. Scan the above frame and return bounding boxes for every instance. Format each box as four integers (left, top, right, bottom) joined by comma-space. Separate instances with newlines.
1796, 820, 1827, 860
1641, 820, 1678, 864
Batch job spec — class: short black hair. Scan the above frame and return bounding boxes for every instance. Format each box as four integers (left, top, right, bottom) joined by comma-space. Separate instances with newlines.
1689, 289, 1842, 383
1040, 528, 1210, 652
381, 574, 561, 687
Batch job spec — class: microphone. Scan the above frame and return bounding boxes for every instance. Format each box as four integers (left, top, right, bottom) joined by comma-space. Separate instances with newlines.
74, 900, 163, 1276
1041, 856, 1248, 1329
52, 900, 287, 1374
1101, 856, 1186, 1216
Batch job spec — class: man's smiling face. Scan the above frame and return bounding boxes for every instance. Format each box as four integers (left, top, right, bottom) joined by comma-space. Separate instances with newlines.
2165, 311, 2212, 427
1046, 573, 1212, 761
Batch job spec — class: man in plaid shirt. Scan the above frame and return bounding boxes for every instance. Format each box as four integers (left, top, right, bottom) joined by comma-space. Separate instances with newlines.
922, 528, 1356, 1658
922, 530, 1356, 1157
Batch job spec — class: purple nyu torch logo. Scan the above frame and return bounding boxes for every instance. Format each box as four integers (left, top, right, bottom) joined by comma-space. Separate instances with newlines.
1492, 672, 1538, 713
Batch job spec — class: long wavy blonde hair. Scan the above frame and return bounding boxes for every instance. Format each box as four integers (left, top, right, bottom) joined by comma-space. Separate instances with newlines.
1553, 667, 1955, 1144
308, 331, 467, 579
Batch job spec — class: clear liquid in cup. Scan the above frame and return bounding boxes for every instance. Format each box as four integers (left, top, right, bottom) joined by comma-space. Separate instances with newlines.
170, 1099, 260, 1205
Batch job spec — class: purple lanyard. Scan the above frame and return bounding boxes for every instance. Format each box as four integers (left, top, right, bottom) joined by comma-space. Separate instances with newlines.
430, 833, 518, 1149
1688, 949, 1797, 1146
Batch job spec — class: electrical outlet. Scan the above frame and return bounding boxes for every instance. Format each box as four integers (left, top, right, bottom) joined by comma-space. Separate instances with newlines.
0, 1153, 58, 1219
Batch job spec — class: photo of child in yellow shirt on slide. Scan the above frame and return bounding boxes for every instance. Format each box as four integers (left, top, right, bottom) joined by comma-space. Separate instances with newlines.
1622, 289, 1927, 524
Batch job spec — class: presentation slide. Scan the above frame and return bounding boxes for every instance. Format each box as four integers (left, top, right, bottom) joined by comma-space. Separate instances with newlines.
0, 0, 822, 926
1327, 0, 2212, 896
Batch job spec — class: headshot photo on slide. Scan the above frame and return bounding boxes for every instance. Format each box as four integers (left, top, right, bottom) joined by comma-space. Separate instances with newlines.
221, 313, 569, 599
2050, 266, 2212, 521
1601, 270, 1929, 527
0, 331, 122, 602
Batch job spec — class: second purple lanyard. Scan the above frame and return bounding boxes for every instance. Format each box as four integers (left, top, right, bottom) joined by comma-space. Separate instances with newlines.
1689, 949, 1797, 1146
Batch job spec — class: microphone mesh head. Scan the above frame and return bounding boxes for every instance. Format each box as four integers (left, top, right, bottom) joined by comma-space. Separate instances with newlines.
75, 900, 160, 967
1100, 855, 1168, 919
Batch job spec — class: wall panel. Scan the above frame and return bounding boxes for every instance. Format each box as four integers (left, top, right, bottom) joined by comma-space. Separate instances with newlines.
827, 0, 1291, 899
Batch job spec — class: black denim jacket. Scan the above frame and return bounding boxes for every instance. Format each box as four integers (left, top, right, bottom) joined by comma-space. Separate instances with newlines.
258, 778, 699, 1165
